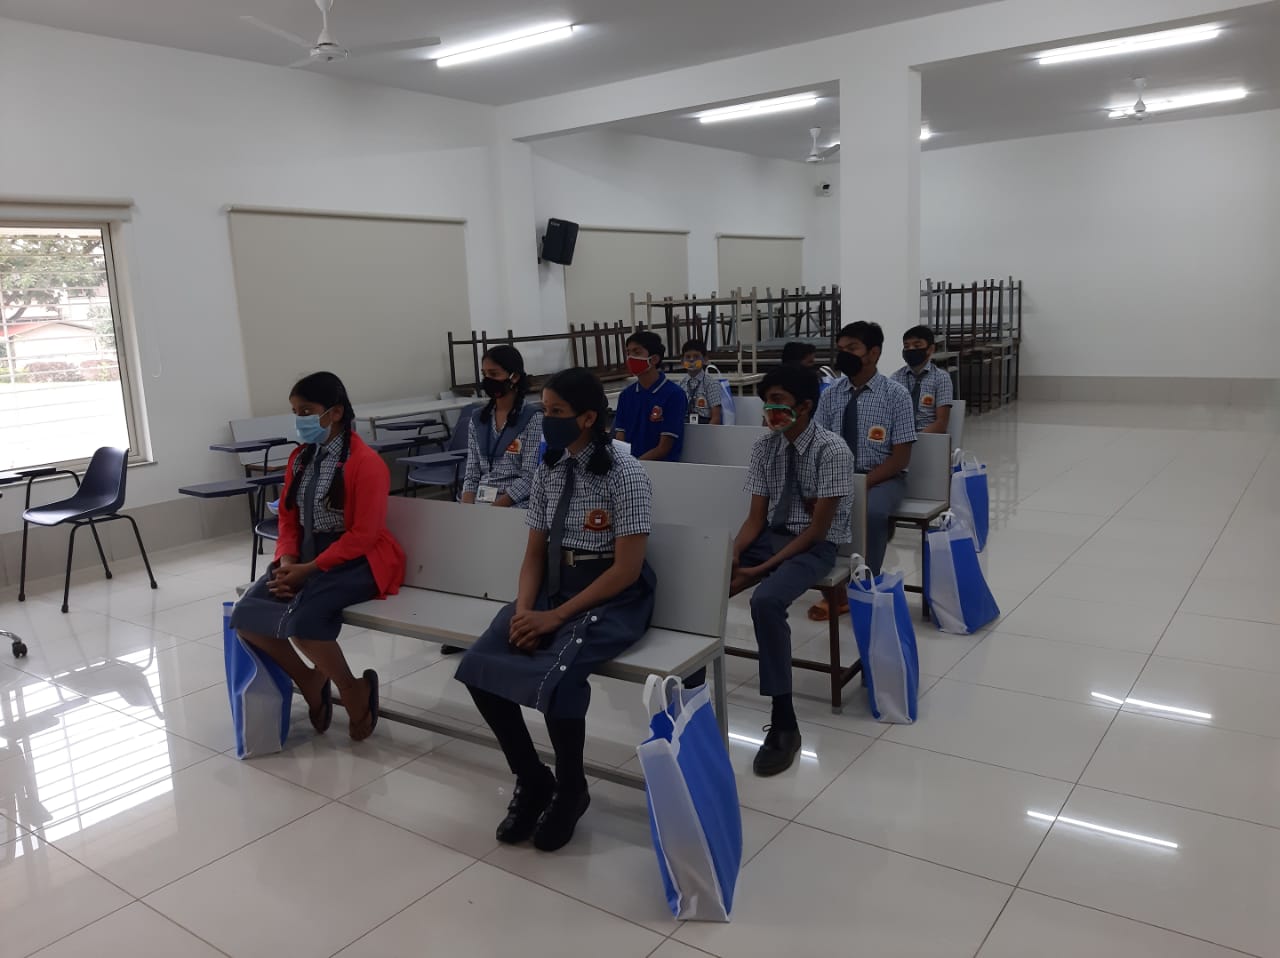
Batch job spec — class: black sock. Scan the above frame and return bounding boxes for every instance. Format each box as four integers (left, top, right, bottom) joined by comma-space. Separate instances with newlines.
467, 685, 548, 785
545, 715, 588, 794
770, 694, 798, 732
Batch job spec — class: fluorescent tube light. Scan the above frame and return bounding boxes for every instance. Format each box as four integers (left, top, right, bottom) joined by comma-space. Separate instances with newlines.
1108, 86, 1246, 118
728, 731, 818, 760
1038, 25, 1221, 65
697, 94, 820, 124
1027, 810, 1179, 849
920, 127, 933, 141
434, 24, 575, 68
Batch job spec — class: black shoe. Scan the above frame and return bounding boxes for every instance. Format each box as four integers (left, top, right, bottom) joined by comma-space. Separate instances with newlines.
752, 725, 802, 777
496, 771, 555, 845
533, 788, 591, 852
440, 645, 464, 656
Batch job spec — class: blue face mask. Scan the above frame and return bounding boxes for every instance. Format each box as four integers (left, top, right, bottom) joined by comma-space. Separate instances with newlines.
295, 412, 330, 445
541, 414, 582, 453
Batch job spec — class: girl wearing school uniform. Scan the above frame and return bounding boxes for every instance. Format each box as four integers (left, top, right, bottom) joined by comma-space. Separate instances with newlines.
460, 345, 543, 508
455, 367, 656, 852
232, 371, 405, 742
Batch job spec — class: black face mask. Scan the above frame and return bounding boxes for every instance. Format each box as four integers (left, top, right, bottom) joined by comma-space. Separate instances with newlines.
903, 348, 929, 369
541, 414, 582, 453
480, 377, 514, 399
835, 351, 863, 379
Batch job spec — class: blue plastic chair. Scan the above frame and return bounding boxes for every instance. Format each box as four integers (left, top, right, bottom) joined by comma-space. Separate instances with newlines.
19, 447, 157, 614
407, 404, 478, 499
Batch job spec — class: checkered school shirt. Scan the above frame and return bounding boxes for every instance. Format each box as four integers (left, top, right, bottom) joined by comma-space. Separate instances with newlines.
682, 370, 722, 421
526, 443, 653, 552
744, 421, 854, 543
462, 405, 545, 505
295, 431, 346, 533
815, 372, 917, 472
890, 363, 954, 430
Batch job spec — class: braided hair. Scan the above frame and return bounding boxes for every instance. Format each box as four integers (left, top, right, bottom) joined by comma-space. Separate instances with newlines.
542, 367, 613, 476
285, 371, 356, 512
478, 344, 530, 427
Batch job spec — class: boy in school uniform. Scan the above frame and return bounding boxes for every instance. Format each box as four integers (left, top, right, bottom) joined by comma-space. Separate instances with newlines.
680, 338, 723, 425
780, 341, 818, 367
890, 325, 953, 434
731, 363, 853, 776
613, 330, 687, 461
810, 321, 915, 619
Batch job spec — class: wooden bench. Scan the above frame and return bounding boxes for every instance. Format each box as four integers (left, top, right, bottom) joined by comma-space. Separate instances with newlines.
341, 497, 731, 789
640, 458, 867, 711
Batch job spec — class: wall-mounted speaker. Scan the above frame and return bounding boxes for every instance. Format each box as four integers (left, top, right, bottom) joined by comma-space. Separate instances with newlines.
541, 218, 579, 265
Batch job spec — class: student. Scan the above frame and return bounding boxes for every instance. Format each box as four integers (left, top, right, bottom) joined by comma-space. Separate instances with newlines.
461, 344, 544, 507
780, 341, 818, 367
456, 367, 656, 851
613, 330, 687, 460
231, 371, 405, 741
810, 321, 916, 619
890, 325, 953, 434
731, 364, 853, 776
680, 337, 723, 425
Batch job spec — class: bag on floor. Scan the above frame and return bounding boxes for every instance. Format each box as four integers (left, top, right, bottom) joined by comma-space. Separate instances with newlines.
924, 512, 1000, 635
951, 449, 990, 552
847, 562, 919, 724
222, 600, 293, 759
637, 675, 742, 922
705, 365, 736, 425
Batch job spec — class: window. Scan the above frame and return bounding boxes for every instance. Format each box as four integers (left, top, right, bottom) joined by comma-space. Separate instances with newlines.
0, 220, 141, 472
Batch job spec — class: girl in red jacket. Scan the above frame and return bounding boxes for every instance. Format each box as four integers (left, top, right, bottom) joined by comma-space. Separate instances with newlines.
231, 372, 405, 741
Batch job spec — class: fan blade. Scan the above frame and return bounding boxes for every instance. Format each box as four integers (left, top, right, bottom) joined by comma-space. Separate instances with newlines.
819, 144, 841, 159
241, 15, 314, 50
347, 36, 442, 58
288, 55, 321, 68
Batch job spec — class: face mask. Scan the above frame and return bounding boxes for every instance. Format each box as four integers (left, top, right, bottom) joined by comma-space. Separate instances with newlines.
683, 359, 703, 372
763, 403, 797, 432
626, 356, 654, 377
835, 351, 863, 379
480, 376, 513, 398
541, 414, 582, 453
295, 411, 330, 444
903, 348, 929, 369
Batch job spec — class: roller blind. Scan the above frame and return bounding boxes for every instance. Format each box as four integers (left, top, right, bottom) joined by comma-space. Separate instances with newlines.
717, 234, 804, 294
227, 208, 470, 416
563, 227, 689, 328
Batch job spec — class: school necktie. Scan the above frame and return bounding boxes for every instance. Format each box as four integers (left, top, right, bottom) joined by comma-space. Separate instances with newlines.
911, 373, 924, 419
546, 459, 577, 597
841, 384, 861, 469
770, 443, 798, 533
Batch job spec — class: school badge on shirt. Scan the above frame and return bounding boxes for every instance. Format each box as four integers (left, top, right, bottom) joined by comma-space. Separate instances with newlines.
649, 405, 664, 422
921, 394, 935, 408
506, 438, 523, 453
868, 425, 888, 443
584, 509, 611, 531
696, 397, 708, 408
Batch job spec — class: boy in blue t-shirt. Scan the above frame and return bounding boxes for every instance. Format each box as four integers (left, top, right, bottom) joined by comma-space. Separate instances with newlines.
613, 331, 686, 461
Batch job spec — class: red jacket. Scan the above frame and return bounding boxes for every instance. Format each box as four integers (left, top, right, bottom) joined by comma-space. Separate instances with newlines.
275, 432, 406, 598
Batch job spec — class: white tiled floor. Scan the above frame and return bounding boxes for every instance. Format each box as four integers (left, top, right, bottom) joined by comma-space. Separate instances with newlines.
2, 398, 1279, 956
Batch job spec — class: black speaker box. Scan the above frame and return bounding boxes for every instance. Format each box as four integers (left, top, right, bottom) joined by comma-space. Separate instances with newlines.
541, 218, 579, 265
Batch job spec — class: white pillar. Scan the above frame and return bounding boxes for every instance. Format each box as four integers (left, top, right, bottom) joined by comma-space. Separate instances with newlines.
488, 136, 543, 335
838, 62, 922, 330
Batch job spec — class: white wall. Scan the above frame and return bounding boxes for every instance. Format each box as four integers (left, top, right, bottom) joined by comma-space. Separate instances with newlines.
530, 130, 840, 344
0, 18, 497, 534
922, 108, 1280, 379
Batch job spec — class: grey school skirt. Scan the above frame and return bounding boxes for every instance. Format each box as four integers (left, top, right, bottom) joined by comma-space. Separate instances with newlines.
230, 541, 378, 643
454, 559, 656, 719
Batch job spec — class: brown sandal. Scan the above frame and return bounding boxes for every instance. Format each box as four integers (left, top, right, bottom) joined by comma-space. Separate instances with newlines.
807, 598, 849, 622
348, 670, 380, 742
309, 679, 333, 734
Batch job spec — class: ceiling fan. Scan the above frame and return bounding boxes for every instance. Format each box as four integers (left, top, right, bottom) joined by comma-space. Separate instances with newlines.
1117, 76, 1150, 120
242, 0, 441, 68
805, 128, 840, 163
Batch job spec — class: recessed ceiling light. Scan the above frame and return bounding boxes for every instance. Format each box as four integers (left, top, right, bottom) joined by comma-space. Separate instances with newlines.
920, 126, 934, 141
1108, 86, 1246, 118
1037, 24, 1221, 65
434, 23, 575, 68
697, 93, 820, 124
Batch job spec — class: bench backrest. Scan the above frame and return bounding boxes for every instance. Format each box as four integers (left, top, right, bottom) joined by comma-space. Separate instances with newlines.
681, 423, 767, 466
732, 395, 765, 426
642, 459, 867, 559
905, 432, 953, 503
229, 414, 298, 468
948, 399, 966, 448
384, 496, 729, 639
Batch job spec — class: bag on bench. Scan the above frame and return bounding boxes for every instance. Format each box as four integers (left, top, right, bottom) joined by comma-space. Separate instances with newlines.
923, 512, 1000, 635
951, 449, 990, 552
705, 365, 737, 426
637, 675, 742, 922
222, 601, 293, 759
848, 563, 919, 724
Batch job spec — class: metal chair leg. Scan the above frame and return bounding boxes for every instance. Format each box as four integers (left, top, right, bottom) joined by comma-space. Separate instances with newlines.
61, 524, 81, 614
85, 518, 113, 580
920, 525, 931, 621
826, 586, 843, 713
122, 514, 158, 589
18, 519, 30, 602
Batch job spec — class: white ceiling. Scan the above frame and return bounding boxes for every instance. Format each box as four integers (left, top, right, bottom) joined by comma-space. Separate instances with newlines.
599, 2, 1280, 159
0, 0, 989, 106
